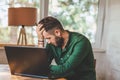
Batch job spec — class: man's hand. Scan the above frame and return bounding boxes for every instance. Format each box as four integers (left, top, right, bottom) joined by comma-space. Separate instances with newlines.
36, 24, 45, 47
36, 24, 45, 39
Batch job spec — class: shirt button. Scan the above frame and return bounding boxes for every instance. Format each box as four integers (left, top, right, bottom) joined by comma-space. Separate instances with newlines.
67, 55, 69, 57
61, 58, 63, 60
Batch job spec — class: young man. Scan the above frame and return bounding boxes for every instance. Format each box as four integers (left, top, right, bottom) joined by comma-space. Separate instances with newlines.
36, 16, 96, 80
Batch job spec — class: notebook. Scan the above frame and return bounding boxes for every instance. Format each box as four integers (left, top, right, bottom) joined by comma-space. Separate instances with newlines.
4, 46, 50, 79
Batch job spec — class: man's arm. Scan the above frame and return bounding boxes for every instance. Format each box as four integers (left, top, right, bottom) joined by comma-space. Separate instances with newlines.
36, 24, 45, 48
46, 44, 54, 65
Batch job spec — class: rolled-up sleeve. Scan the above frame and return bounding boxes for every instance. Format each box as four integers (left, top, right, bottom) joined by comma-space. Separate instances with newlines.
46, 44, 54, 65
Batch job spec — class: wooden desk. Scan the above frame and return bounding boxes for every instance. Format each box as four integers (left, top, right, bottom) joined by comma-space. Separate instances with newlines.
0, 64, 46, 80
0, 64, 66, 80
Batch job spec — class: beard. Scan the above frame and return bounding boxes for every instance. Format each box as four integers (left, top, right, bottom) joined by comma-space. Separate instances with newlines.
55, 36, 64, 47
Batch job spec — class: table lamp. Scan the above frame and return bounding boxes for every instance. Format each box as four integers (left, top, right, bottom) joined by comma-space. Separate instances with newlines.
8, 7, 37, 45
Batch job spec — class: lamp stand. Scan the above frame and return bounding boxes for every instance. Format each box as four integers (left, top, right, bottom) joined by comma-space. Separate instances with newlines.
17, 25, 27, 45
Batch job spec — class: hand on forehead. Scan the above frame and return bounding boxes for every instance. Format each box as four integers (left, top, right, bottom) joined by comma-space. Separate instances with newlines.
38, 24, 44, 30
36, 23, 45, 36
42, 30, 49, 37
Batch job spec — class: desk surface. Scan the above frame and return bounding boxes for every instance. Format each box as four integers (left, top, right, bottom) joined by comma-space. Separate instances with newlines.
0, 64, 48, 80
0, 64, 65, 80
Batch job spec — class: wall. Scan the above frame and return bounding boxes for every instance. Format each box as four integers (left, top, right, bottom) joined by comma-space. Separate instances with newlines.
102, 0, 120, 80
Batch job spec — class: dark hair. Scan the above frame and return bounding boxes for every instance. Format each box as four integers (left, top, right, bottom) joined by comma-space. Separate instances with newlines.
38, 16, 64, 32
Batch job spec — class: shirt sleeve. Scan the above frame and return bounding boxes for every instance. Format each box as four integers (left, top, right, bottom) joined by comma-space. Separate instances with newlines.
46, 44, 54, 64
50, 38, 90, 76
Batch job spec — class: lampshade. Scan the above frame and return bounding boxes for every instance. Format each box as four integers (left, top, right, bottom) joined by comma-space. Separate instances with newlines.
8, 7, 37, 26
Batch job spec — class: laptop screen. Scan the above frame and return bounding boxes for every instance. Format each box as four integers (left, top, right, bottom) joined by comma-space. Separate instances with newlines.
4, 46, 49, 78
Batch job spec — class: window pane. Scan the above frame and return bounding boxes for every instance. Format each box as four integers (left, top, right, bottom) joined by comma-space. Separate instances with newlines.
48, 0, 98, 43
0, 0, 9, 43
0, 0, 40, 45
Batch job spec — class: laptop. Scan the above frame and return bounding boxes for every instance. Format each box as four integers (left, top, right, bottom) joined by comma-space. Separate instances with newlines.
4, 46, 50, 79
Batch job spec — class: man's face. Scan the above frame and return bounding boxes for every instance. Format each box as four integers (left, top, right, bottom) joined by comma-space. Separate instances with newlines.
43, 30, 64, 47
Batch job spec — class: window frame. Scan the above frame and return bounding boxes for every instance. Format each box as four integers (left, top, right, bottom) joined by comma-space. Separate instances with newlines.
93, 0, 106, 48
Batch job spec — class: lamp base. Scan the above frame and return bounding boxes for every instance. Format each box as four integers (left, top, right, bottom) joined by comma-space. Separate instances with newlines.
17, 25, 27, 45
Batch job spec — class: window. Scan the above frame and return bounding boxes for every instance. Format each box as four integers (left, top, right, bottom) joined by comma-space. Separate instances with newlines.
0, 0, 40, 45
0, 0, 104, 48
48, 0, 98, 45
